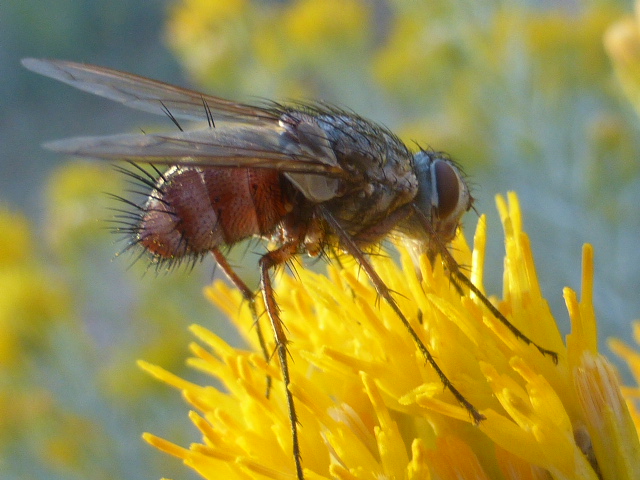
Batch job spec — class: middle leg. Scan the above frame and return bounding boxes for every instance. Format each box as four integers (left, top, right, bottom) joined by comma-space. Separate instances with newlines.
258, 241, 305, 480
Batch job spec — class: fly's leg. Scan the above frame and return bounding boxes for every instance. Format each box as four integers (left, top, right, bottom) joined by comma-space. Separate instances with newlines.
259, 242, 305, 480
211, 248, 272, 398
411, 206, 559, 364
443, 246, 557, 361
318, 206, 486, 424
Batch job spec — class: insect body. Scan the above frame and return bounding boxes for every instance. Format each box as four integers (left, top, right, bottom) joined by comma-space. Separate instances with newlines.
23, 58, 557, 480
134, 110, 461, 263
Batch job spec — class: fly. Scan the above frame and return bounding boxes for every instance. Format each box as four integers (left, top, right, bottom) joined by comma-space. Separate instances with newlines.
22, 58, 558, 480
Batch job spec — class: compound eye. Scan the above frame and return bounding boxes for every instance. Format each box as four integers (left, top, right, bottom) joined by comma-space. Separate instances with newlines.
434, 160, 460, 219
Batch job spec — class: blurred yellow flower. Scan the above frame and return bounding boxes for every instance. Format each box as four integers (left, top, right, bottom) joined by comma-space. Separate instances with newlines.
166, 0, 251, 88
167, 0, 248, 44
374, 13, 459, 103
605, 1, 640, 115
525, 7, 615, 91
141, 192, 639, 479
282, 0, 370, 56
0, 209, 33, 266
46, 161, 122, 252
608, 323, 640, 442
166, 0, 373, 98
0, 209, 71, 366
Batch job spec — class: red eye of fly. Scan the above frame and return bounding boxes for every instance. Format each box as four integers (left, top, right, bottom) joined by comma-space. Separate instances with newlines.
434, 160, 460, 219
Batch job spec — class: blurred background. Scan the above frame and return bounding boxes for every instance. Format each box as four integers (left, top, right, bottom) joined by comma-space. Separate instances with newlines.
2, 0, 640, 478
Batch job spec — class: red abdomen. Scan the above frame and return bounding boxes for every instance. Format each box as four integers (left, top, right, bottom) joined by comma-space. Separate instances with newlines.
137, 166, 289, 259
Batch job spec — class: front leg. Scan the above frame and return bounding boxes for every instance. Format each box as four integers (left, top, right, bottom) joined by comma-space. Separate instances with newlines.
317, 205, 486, 424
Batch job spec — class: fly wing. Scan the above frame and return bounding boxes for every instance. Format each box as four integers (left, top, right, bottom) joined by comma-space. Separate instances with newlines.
21, 58, 277, 124
44, 125, 346, 177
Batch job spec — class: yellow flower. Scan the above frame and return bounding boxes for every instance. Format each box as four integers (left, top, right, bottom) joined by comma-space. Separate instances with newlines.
46, 161, 123, 252
605, 1, 640, 116
140, 192, 639, 479
282, 0, 370, 56
165, 0, 251, 89
608, 324, 640, 450
0, 209, 72, 366
0, 208, 33, 266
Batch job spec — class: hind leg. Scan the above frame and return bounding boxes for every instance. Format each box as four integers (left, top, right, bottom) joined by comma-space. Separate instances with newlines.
211, 248, 272, 397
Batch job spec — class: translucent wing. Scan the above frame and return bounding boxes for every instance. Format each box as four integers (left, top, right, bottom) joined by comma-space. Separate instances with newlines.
21, 58, 277, 124
44, 126, 344, 176
23, 58, 346, 177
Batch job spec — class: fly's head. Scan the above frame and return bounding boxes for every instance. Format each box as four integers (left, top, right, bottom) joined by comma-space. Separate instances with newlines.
401, 150, 473, 260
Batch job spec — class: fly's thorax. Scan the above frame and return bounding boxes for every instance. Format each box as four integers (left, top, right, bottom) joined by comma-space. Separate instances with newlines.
287, 111, 419, 240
